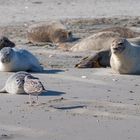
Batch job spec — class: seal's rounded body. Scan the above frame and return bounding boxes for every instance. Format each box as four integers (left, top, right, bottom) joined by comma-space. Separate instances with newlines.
70, 32, 120, 52
110, 38, 140, 74
0, 47, 43, 72
0, 71, 31, 94
27, 21, 72, 44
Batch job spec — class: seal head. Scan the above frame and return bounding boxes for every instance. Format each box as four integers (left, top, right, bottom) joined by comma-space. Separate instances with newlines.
111, 38, 126, 54
0, 47, 14, 63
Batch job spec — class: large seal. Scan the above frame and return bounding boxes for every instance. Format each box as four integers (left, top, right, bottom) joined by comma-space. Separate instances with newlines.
27, 21, 73, 44
71, 31, 119, 52
100, 27, 140, 38
71, 27, 140, 52
110, 38, 140, 74
0, 47, 43, 72
0, 71, 31, 94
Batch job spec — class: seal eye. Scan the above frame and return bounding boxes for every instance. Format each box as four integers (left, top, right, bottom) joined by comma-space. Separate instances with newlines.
16, 79, 20, 82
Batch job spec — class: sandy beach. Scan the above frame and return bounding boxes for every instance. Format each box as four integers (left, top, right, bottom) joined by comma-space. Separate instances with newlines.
0, 0, 140, 140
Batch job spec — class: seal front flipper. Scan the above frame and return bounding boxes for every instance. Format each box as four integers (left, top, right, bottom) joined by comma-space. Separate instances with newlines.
0, 87, 7, 93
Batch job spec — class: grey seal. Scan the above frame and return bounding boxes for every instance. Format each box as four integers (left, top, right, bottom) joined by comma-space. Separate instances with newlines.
27, 21, 73, 44
0, 71, 31, 94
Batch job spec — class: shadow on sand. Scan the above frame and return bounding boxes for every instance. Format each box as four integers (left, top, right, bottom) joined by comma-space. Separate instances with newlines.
40, 90, 65, 96
30, 69, 65, 74
18, 90, 65, 96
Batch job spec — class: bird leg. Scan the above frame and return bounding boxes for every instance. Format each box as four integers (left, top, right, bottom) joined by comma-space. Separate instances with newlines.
29, 94, 32, 106
36, 94, 39, 105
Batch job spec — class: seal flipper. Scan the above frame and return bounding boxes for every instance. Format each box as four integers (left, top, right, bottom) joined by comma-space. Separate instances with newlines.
0, 86, 7, 93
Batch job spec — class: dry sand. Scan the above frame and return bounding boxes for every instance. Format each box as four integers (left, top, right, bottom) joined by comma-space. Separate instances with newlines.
0, 0, 140, 140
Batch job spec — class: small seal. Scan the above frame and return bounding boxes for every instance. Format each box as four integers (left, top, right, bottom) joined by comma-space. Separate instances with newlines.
0, 47, 43, 72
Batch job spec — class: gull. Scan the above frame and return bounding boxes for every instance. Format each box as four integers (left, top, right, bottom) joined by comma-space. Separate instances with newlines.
24, 75, 46, 105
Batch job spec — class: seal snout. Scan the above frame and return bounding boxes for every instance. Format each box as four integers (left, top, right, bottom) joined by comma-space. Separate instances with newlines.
0, 47, 13, 63
111, 38, 126, 54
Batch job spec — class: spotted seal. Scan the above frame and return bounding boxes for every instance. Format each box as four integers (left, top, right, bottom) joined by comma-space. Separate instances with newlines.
0, 71, 31, 94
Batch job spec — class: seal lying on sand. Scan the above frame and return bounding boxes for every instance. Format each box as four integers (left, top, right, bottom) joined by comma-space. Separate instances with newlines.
0, 47, 43, 72
75, 36, 140, 68
74, 28, 140, 68
0, 71, 31, 94
71, 31, 119, 52
75, 49, 110, 68
0, 36, 15, 49
100, 27, 140, 38
71, 27, 140, 52
71, 26, 140, 52
27, 21, 73, 44
0, 72, 46, 97
110, 38, 140, 74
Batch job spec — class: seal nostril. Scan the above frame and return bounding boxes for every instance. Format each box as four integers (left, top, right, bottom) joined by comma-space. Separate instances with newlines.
113, 47, 118, 50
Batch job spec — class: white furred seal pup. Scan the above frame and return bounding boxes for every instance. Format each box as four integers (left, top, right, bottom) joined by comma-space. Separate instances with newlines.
0, 47, 43, 72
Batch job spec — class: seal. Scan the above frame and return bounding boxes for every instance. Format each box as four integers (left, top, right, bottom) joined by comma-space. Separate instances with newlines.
75, 35, 140, 68
0, 36, 15, 49
100, 27, 140, 38
70, 31, 120, 52
75, 49, 110, 68
27, 21, 73, 44
0, 71, 31, 94
110, 38, 140, 74
0, 47, 43, 72
70, 27, 140, 52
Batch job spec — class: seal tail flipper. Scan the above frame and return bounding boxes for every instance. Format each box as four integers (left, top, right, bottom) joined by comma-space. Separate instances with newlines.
0, 87, 7, 93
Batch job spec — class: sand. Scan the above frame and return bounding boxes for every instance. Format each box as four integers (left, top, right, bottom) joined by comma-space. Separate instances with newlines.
0, 0, 140, 140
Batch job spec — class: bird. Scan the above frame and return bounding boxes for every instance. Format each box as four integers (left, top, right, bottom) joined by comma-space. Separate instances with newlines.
23, 75, 46, 105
